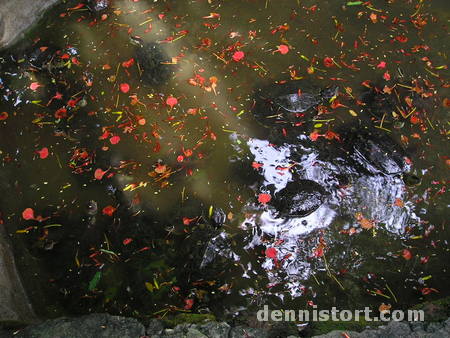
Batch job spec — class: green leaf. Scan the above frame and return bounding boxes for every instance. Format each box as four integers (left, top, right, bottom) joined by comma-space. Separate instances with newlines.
88, 271, 102, 291
346, 1, 363, 5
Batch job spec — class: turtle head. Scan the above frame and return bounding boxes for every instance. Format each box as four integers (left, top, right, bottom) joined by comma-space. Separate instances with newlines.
321, 86, 339, 100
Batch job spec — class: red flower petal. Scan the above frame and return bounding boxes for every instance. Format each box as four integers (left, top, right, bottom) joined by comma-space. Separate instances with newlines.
232, 51, 245, 62
102, 205, 117, 217
166, 96, 178, 108
277, 44, 289, 55
323, 57, 334, 68
402, 249, 412, 260
22, 208, 35, 220
383, 71, 391, 81
109, 135, 121, 145
0, 112, 9, 121
377, 61, 387, 69
122, 58, 135, 68
120, 83, 130, 93
123, 238, 133, 245
94, 168, 107, 180
258, 193, 271, 204
265, 247, 277, 259
184, 298, 194, 310
29, 82, 42, 91
309, 131, 321, 141
37, 147, 49, 159
252, 162, 263, 169
410, 115, 420, 124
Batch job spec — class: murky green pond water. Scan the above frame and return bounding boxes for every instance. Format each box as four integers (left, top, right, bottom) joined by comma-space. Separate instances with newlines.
0, 0, 448, 325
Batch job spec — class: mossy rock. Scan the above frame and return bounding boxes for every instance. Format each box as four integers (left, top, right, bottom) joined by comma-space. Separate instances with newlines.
164, 313, 216, 327
411, 296, 450, 322
308, 319, 381, 336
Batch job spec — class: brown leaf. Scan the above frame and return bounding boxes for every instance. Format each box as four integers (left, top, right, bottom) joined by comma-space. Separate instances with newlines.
379, 303, 392, 313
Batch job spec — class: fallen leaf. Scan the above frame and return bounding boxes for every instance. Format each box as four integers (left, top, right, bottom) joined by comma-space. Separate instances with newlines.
394, 198, 404, 207
356, 212, 374, 229
379, 303, 391, 313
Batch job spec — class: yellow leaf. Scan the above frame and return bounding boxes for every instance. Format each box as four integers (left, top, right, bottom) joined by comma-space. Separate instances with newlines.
208, 205, 214, 218
145, 282, 154, 292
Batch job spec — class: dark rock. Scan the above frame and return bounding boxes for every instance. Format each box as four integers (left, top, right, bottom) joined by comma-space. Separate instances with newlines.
197, 321, 231, 338
230, 326, 270, 338
146, 318, 165, 335
15, 313, 145, 338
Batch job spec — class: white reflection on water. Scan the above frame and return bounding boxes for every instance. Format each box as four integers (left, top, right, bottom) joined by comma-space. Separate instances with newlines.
237, 136, 420, 298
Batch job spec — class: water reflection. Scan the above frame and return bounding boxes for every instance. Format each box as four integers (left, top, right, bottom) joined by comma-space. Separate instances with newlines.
232, 129, 421, 299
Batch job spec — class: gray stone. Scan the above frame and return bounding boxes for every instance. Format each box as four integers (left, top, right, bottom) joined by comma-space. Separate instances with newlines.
429, 330, 450, 338
230, 326, 270, 338
426, 321, 443, 332
382, 321, 412, 337
445, 318, 450, 328
312, 330, 364, 338
186, 328, 208, 338
197, 322, 231, 338
146, 318, 165, 335
0, 226, 36, 324
0, 0, 61, 50
410, 321, 425, 332
15, 313, 145, 338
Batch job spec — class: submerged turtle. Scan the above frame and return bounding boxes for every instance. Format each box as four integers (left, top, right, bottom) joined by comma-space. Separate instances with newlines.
252, 81, 339, 127
272, 180, 328, 217
273, 86, 338, 113
130, 36, 173, 86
